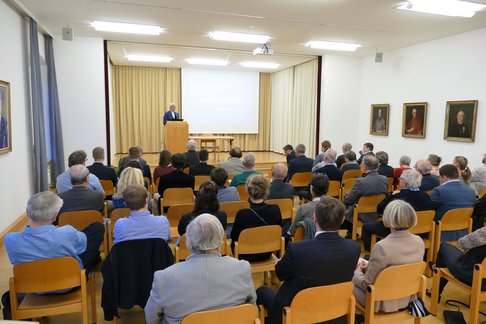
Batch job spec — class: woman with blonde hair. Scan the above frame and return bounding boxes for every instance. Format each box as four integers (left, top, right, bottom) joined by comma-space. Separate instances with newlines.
453, 155, 471, 184
112, 167, 147, 209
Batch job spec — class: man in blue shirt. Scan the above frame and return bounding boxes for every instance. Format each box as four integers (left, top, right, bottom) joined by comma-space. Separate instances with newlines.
56, 150, 104, 194
114, 185, 171, 244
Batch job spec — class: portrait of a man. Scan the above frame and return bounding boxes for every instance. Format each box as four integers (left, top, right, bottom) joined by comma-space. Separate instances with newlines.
445, 100, 478, 142
370, 104, 389, 136
0, 80, 11, 154
402, 102, 427, 139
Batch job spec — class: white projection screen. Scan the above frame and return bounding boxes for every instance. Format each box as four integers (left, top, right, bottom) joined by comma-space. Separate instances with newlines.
181, 68, 259, 134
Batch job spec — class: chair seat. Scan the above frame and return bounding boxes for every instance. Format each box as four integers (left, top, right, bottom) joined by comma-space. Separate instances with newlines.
19, 289, 82, 310
249, 254, 278, 273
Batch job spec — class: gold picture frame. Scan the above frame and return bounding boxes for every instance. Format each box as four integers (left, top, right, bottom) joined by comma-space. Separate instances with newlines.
444, 100, 478, 143
370, 104, 389, 136
0, 80, 11, 154
402, 102, 427, 139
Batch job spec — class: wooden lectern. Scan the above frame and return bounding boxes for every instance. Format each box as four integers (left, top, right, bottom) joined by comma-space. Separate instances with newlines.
164, 121, 189, 154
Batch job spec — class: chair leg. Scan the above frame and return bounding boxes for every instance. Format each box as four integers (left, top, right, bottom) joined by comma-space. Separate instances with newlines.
430, 269, 441, 316
258, 304, 266, 324
90, 273, 97, 323
469, 288, 480, 324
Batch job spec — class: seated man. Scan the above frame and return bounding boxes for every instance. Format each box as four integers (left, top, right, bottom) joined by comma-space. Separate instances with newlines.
56, 150, 104, 194
57, 164, 105, 223
286, 144, 314, 182
210, 167, 239, 203
340, 151, 361, 174
119, 146, 151, 180
257, 197, 360, 324
336, 142, 352, 169
158, 153, 195, 197
230, 153, 262, 187
376, 151, 394, 178
356, 142, 374, 165
183, 140, 199, 168
189, 149, 215, 176
267, 163, 294, 200
219, 147, 244, 175
144, 214, 256, 324
313, 140, 332, 167
119, 145, 148, 171
87, 146, 118, 187
393, 155, 412, 187
415, 159, 440, 191
312, 149, 342, 181
282, 144, 296, 164
114, 185, 171, 244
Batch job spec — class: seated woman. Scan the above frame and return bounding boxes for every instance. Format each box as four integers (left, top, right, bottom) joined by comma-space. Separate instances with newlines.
178, 181, 227, 236
113, 167, 151, 210
153, 150, 174, 184
353, 200, 424, 312
230, 174, 282, 262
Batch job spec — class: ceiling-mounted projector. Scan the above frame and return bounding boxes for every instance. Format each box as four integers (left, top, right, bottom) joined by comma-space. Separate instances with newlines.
253, 44, 273, 55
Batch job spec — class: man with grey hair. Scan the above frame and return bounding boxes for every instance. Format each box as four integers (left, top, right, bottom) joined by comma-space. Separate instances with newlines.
336, 142, 352, 169
393, 155, 412, 187
415, 159, 440, 191
312, 149, 342, 181
56, 150, 104, 194
268, 163, 294, 199
219, 147, 244, 175
57, 165, 104, 223
184, 139, 199, 168
145, 214, 256, 324
361, 169, 432, 251
286, 144, 313, 182
162, 102, 180, 125
230, 153, 262, 186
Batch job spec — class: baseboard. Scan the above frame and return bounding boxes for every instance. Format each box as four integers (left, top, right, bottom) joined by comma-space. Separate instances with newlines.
0, 213, 28, 247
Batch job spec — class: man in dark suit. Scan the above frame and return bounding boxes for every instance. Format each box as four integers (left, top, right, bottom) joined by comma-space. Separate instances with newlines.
88, 147, 118, 186
282, 144, 296, 165
256, 196, 361, 324
268, 163, 294, 200
162, 103, 180, 125
189, 149, 215, 176
183, 140, 199, 168
313, 149, 342, 182
340, 151, 361, 174
157, 153, 195, 197
118, 146, 151, 179
286, 144, 313, 182
415, 159, 440, 191
376, 151, 394, 178
356, 142, 374, 165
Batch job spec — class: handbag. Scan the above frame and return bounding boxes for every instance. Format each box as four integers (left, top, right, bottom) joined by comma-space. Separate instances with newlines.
408, 297, 430, 317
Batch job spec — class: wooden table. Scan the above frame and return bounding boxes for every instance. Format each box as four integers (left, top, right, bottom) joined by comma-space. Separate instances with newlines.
189, 135, 235, 159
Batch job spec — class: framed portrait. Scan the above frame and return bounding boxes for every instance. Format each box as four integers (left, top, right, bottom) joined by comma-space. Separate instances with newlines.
444, 100, 478, 142
369, 104, 390, 136
402, 102, 427, 139
0, 80, 11, 154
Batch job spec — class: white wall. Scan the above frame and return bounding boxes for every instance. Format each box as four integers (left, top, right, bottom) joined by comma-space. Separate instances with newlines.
0, 1, 34, 231
54, 36, 106, 167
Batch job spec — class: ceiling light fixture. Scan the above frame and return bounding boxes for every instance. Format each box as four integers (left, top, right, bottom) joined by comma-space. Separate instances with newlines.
92, 21, 163, 35
186, 58, 229, 66
304, 40, 362, 52
127, 55, 173, 63
239, 61, 280, 69
396, 0, 486, 18
209, 31, 270, 44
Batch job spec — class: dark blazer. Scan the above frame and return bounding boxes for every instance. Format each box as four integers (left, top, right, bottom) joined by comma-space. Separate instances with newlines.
344, 171, 388, 206
376, 189, 432, 215
88, 162, 118, 186
378, 164, 394, 179
57, 186, 104, 222
163, 110, 180, 125
267, 179, 294, 200
189, 163, 215, 176
286, 155, 313, 182
157, 170, 195, 196
184, 150, 199, 168
119, 157, 148, 171
336, 154, 346, 169
357, 151, 374, 165
341, 162, 361, 174
286, 150, 297, 164
178, 209, 227, 236
420, 173, 440, 191
118, 161, 151, 180
314, 164, 342, 182
431, 181, 476, 220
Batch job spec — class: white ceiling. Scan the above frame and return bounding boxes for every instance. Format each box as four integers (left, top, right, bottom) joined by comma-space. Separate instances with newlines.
19, 0, 486, 71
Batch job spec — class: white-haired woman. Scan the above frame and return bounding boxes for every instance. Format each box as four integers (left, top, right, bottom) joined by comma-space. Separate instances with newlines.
144, 214, 256, 324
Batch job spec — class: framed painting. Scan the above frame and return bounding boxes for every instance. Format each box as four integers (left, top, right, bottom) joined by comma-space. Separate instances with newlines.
444, 100, 478, 142
370, 104, 389, 136
402, 102, 427, 139
0, 80, 11, 154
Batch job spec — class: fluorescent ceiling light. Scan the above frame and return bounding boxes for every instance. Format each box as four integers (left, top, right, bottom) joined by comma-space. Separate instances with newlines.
186, 58, 229, 66
209, 31, 270, 44
239, 61, 280, 69
127, 55, 173, 63
396, 0, 486, 18
92, 21, 162, 35
304, 40, 362, 52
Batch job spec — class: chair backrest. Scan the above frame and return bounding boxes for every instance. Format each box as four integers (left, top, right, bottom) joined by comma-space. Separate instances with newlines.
328, 180, 341, 198
387, 177, 394, 193
166, 203, 195, 227
371, 262, 426, 301
236, 184, 249, 202
100, 179, 115, 196
340, 178, 357, 200
12, 257, 82, 293
108, 208, 131, 248
181, 303, 258, 324
237, 225, 282, 255
183, 167, 190, 174
289, 172, 312, 187
194, 175, 211, 191
440, 207, 474, 231
161, 188, 195, 208
220, 201, 250, 224
266, 198, 293, 220
58, 210, 103, 230
285, 282, 355, 324
292, 226, 305, 242
410, 210, 435, 235
342, 169, 362, 182
355, 194, 386, 213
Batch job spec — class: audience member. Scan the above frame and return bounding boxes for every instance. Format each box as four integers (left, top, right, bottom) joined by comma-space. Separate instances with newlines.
470, 154, 486, 195
393, 155, 412, 187
183, 140, 199, 168
357, 142, 374, 165
178, 181, 227, 236
157, 153, 195, 197
230, 153, 262, 186
153, 150, 175, 183
375, 151, 394, 178
87, 146, 118, 187
313, 140, 332, 166
312, 149, 342, 181
231, 175, 282, 262
144, 214, 256, 324
336, 142, 352, 169
56, 150, 104, 194
428, 154, 442, 176
361, 170, 432, 251
119, 146, 148, 171
415, 159, 440, 191
126, 159, 151, 181
114, 185, 171, 244
286, 144, 313, 182
112, 167, 147, 209
257, 197, 360, 324
353, 200, 424, 312
340, 151, 361, 174
282, 144, 296, 164
219, 147, 244, 175
267, 163, 294, 200
57, 165, 105, 222
189, 149, 215, 176
210, 168, 239, 203
453, 155, 471, 184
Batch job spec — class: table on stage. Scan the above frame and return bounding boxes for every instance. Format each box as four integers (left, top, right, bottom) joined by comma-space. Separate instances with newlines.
189, 135, 235, 159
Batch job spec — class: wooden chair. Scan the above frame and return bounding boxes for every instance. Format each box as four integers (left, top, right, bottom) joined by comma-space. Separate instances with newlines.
430, 257, 486, 324
291, 226, 305, 242
183, 167, 190, 174
340, 178, 357, 202
236, 184, 249, 202
166, 203, 195, 240
328, 180, 341, 198
194, 175, 211, 192
266, 198, 293, 221
342, 169, 362, 182
355, 262, 427, 324
423, 190, 432, 196
181, 303, 259, 324
175, 233, 230, 262
100, 179, 115, 197
351, 194, 386, 240
433, 207, 473, 262
107, 208, 131, 251
386, 177, 394, 193
58, 210, 108, 256
282, 282, 355, 324
9, 257, 95, 324
220, 201, 250, 224
160, 187, 195, 213
478, 187, 486, 198
289, 172, 312, 188
143, 176, 153, 196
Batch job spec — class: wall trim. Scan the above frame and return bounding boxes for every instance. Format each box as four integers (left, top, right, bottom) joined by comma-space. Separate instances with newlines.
0, 213, 28, 247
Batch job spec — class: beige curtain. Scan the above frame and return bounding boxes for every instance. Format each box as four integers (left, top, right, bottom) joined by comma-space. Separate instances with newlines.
112, 66, 181, 153
269, 59, 318, 157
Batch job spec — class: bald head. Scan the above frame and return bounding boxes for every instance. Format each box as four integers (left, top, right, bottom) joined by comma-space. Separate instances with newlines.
324, 149, 337, 163
70, 164, 90, 186
415, 159, 432, 175
272, 163, 288, 180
